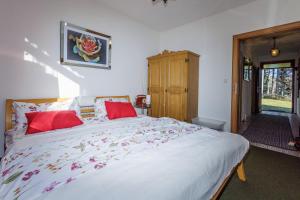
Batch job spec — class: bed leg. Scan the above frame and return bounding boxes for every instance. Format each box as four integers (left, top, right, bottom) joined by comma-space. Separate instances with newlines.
237, 161, 246, 182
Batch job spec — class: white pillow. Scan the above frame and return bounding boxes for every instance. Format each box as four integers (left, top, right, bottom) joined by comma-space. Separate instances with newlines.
13, 102, 45, 130
13, 98, 80, 130
80, 116, 107, 124
5, 128, 26, 149
94, 98, 110, 119
112, 98, 129, 102
41, 99, 80, 115
94, 97, 129, 119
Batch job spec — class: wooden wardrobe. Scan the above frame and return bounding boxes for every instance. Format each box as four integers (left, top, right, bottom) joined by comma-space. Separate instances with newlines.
147, 50, 199, 122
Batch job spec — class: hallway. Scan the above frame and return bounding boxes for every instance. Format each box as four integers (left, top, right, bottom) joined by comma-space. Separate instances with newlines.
241, 113, 300, 157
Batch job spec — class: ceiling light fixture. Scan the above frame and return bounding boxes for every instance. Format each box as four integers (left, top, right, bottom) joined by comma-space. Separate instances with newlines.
270, 37, 280, 57
152, 0, 170, 6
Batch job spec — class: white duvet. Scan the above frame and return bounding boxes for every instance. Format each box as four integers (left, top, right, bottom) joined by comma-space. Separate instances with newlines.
0, 116, 249, 200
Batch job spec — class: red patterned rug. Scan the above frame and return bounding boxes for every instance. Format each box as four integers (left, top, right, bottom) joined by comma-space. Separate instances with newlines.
242, 114, 297, 151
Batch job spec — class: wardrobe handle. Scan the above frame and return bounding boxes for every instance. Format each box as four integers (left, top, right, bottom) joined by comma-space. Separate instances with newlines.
184, 88, 188, 93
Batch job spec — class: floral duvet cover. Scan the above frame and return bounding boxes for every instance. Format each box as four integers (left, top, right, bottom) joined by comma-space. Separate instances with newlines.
0, 116, 249, 200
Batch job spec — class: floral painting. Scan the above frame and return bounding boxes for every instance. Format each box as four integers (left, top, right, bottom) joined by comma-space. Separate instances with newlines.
60, 21, 111, 69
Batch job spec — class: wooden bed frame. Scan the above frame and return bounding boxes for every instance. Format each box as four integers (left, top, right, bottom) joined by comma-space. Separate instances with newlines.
4, 95, 246, 200
5, 95, 131, 131
211, 160, 247, 200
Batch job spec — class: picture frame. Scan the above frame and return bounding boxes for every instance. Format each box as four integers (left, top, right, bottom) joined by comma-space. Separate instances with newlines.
248, 65, 252, 81
243, 57, 253, 81
243, 65, 250, 81
60, 21, 112, 69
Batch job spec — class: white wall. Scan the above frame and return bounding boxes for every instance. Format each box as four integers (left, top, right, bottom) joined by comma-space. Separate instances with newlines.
0, 0, 159, 155
160, 0, 300, 131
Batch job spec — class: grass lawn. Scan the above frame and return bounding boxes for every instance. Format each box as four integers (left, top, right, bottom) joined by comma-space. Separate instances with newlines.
261, 98, 292, 113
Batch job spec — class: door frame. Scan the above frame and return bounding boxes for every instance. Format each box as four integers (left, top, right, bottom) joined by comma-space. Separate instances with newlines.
252, 66, 260, 114
259, 59, 296, 113
231, 21, 300, 133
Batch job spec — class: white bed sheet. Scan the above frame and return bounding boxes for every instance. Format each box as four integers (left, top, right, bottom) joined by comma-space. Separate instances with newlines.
1, 116, 249, 200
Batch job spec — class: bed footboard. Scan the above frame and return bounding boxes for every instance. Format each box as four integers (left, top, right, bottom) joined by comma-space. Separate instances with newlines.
237, 161, 246, 182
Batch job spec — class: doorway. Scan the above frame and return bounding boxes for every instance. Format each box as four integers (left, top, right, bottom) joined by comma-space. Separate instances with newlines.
232, 22, 300, 155
231, 21, 300, 133
259, 60, 295, 113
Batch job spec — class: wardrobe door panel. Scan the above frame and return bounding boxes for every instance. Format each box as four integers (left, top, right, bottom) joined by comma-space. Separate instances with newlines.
187, 54, 199, 122
159, 58, 167, 116
166, 55, 188, 121
148, 58, 167, 117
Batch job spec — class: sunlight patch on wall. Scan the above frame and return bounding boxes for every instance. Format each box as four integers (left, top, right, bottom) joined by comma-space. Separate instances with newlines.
41, 50, 50, 57
57, 74, 80, 97
24, 37, 38, 49
61, 64, 85, 79
23, 51, 80, 97
24, 51, 58, 78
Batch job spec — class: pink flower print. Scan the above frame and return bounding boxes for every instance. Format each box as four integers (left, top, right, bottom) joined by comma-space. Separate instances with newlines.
88, 141, 95, 146
2, 164, 17, 177
66, 177, 75, 184
94, 162, 106, 170
22, 169, 39, 181
22, 123, 27, 128
2, 169, 10, 177
162, 139, 169, 143
89, 157, 96, 163
22, 171, 33, 181
28, 106, 37, 111
24, 152, 32, 157
121, 142, 130, 146
43, 181, 61, 193
71, 162, 81, 171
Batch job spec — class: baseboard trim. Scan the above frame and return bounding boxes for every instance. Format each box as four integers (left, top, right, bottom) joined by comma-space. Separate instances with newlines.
250, 142, 300, 158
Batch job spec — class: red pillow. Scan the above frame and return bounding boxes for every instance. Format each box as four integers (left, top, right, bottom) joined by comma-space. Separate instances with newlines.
25, 110, 83, 134
105, 101, 137, 120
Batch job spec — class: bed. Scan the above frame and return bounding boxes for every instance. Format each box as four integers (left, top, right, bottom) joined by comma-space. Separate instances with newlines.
1, 96, 249, 200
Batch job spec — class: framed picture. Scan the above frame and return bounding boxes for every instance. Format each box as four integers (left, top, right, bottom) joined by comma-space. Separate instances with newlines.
243, 65, 249, 81
248, 65, 252, 81
243, 57, 253, 81
60, 21, 112, 69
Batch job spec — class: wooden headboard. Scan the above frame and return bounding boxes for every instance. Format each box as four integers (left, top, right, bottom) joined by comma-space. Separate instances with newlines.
95, 95, 131, 102
5, 95, 131, 131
